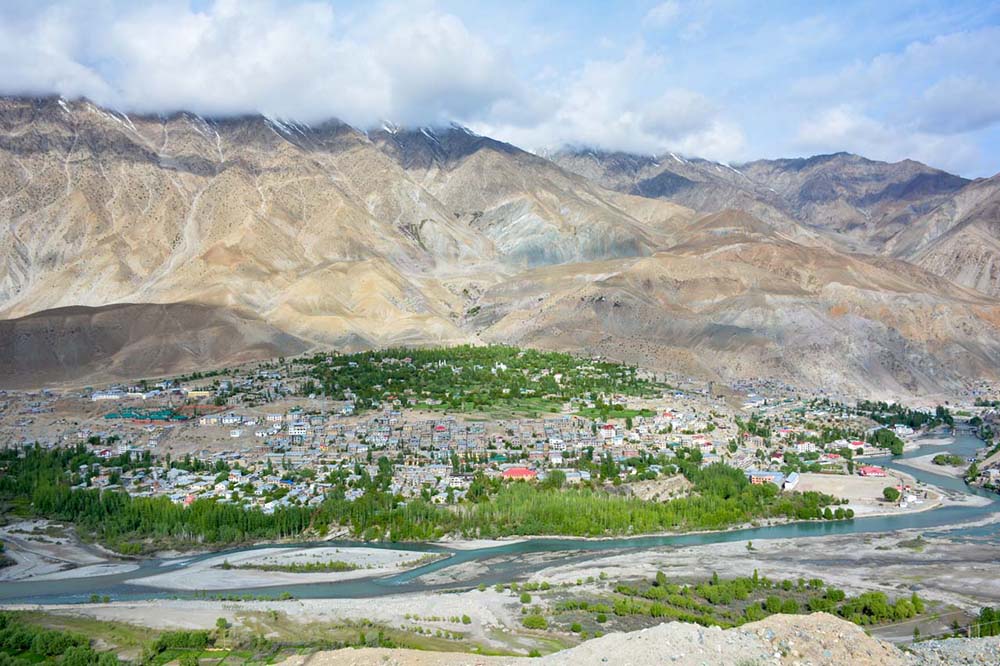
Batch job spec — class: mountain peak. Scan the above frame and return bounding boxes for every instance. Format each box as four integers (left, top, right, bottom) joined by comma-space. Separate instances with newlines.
368, 122, 523, 171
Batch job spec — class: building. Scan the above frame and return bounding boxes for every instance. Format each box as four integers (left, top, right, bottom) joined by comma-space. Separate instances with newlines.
91, 390, 126, 401
792, 441, 816, 454
858, 465, 887, 477
501, 467, 537, 481
746, 470, 785, 487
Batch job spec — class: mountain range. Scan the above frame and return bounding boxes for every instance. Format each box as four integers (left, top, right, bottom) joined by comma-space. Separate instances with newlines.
1, 95, 999, 398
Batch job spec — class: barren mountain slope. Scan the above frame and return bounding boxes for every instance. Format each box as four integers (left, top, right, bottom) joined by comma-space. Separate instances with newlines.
890, 176, 1000, 297
0, 99, 693, 349
474, 211, 1000, 399
0, 98, 476, 330
548, 148, 817, 245
2, 96, 1000, 397
551, 149, 970, 252
0, 302, 308, 388
738, 153, 969, 248
371, 126, 695, 267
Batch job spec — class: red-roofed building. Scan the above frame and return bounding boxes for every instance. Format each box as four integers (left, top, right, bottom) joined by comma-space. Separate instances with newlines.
858, 465, 886, 477
501, 467, 537, 480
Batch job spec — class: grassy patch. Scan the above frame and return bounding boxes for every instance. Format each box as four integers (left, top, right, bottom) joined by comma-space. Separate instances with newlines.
220, 560, 358, 573
897, 536, 927, 552
574, 408, 655, 419
15, 611, 159, 653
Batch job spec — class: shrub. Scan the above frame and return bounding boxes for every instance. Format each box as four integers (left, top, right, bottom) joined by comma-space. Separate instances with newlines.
179, 654, 200, 666
522, 615, 548, 630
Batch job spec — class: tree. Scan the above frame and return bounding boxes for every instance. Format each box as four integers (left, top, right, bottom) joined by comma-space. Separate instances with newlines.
61, 646, 98, 666
542, 470, 566, 490
883, 487, 901, 503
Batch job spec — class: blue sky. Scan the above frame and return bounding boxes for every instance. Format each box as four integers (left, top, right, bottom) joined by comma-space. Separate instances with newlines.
2, 0, 999, 175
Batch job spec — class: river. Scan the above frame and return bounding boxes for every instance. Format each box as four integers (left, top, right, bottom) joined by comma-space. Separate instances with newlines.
2, 430, 995, 605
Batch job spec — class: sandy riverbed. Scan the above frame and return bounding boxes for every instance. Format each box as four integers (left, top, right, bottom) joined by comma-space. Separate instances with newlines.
128, 546, 448, 590
435, 538, 527, 551
0, 520, 132, 582
2, 589, 529, 652
7, 519, 1000, 650
527, 523, 1000, 615
897, 453, 968, 479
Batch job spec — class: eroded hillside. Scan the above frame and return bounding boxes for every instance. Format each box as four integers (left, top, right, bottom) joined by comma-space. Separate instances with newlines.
2, 96, 999, 397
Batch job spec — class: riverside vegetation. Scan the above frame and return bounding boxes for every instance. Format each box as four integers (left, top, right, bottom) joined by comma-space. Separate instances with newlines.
0, 442, 845, 553
932, 454, 966, 467
0, 612, 122, 666
0, 611, 416, 666
546, 570, 929, 633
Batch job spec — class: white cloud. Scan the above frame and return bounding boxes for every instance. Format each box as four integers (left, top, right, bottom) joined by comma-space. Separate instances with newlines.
778, 24, 1000, 175
794, 105, 981, 175
917, 76, 1000, 135
474, 47, 746, 161
0, 1, 743, 160
0, 4, 116, 102
643, 1, 681, 28
0, 0, 515, 127
791, 26, 1000, 136
0, 0, 995, 175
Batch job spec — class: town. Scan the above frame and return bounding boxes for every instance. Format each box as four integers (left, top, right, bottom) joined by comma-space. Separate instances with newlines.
3, 346, 997, 540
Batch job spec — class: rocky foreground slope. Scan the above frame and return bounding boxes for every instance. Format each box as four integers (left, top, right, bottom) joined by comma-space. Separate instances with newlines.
278, 613, 999, 666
